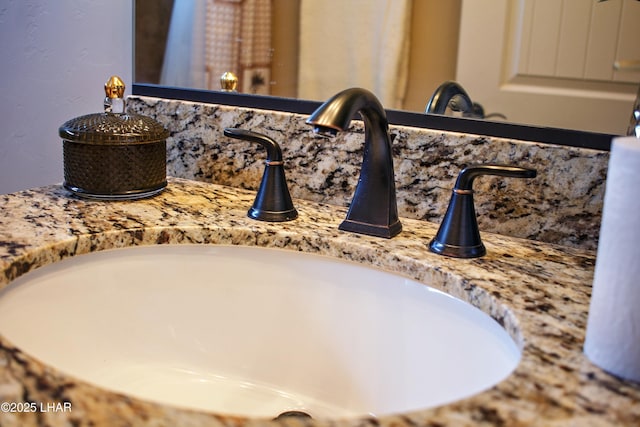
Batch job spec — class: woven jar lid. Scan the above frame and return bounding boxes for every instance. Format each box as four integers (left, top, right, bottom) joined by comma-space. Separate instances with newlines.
59, 112, 170, 145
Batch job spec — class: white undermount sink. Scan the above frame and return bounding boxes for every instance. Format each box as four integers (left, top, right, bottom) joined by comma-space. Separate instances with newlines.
0, 244, 520, 419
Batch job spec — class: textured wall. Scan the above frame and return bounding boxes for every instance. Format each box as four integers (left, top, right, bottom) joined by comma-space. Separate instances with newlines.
0, 0, 133, 194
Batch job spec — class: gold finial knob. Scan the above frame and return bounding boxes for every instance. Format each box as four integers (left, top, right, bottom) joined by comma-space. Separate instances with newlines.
220, 72, 238, 92
104, 75, 125, 99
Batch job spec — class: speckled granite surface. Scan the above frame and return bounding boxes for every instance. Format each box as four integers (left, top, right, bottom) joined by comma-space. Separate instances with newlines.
128, 96, 610, 250
0, 178, 638, 426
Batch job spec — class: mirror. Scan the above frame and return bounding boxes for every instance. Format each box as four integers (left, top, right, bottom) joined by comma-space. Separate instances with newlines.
134, 0, 455, 111
134, 0, 640, 150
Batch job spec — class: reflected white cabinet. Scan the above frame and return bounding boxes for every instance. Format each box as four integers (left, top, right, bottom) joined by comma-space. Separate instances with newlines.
457, 0, 640, 134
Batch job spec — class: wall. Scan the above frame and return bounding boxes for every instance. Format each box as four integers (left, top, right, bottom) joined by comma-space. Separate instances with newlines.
135, 0, 174, 84
403, 0, 461, 111
0, 0, 133, 194
271, 0, 300, 98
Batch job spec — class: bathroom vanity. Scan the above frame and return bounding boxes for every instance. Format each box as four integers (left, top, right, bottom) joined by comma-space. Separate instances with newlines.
0, 96, 638, 425
1, 178, 639, 426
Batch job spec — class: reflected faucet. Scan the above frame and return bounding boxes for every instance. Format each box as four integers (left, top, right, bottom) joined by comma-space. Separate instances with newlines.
426, 81, 475, 116
306, 88, 402, 238
425, 81, 505, 119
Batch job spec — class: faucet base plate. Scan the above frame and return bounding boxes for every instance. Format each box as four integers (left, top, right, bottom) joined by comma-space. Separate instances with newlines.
429, 239, 486, 258
248, 207, 298, 222
339, 219, 402, 239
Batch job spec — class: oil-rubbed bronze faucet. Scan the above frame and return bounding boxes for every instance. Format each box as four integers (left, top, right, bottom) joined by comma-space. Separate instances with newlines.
426, 81, 506, 120
223, 128, 298, 222
429, 164, 536, 258
425, 81, 475, 116
306, 88, 402, 238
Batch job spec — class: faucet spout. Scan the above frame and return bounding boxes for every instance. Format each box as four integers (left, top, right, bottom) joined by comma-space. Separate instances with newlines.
425, 81, 475, 116
306, 88, 402, 238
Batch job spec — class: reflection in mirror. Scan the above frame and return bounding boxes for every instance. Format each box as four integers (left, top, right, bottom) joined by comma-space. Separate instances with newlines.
458, 0, 640, 135
135, 0, 459, 111
134, 0, 637, 143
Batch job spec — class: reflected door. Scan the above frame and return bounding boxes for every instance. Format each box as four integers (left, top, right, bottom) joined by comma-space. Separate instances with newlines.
457, 0, 640, 134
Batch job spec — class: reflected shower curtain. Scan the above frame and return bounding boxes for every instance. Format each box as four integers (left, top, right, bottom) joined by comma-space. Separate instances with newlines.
161, 0, 207, 89
161, 0, 272, 93
298, 0, 412, 109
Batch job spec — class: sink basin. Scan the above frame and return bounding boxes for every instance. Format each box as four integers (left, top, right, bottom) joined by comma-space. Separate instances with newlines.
0, 244, 520, 418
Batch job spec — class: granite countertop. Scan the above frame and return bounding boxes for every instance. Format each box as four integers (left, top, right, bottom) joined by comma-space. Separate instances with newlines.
0, 178, 638, 426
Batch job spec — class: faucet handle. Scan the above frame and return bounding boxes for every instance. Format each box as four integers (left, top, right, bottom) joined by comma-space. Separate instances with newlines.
429, 164, 537, 258
453, 165, 536, 191
223, 128, 298, 222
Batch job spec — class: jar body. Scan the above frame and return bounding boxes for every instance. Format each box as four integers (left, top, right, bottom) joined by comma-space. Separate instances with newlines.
63, 139, 167, 199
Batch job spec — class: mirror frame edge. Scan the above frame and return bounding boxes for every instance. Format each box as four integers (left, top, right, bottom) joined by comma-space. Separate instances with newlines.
132, 83, 613, 151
